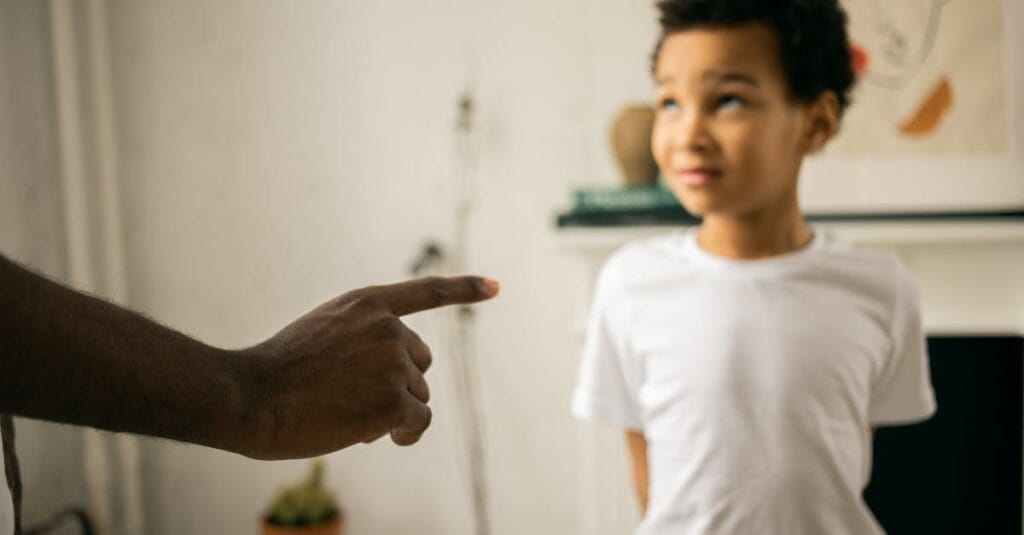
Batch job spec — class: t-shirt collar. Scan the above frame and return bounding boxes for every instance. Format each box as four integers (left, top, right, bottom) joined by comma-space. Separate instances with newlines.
678, 226, 827, 275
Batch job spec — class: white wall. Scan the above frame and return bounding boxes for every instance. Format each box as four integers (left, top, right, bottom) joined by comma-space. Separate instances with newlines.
0, 0, 66, 271
84, 1, 1024, 534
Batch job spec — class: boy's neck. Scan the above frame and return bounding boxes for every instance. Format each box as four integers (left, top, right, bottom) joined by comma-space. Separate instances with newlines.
696, 202, 812, 260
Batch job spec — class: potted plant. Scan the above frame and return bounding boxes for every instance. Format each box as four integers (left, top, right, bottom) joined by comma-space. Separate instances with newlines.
262, 459, 344, 535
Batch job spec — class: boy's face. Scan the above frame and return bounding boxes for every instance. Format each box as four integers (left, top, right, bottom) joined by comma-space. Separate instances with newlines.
652, 23, 822, 218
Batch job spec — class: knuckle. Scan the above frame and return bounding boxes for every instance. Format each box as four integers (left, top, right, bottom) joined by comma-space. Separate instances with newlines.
376, 356, 405, 386
373, 316, 404, 339
403, 403, 429, 429
410, 373, 430, 399
392, 405, 431, 446
392, 357, 413, 380
342, 288, 368, 304
407, 332, 433, 371
346, 290, 385, 312
408, 329, 425, 345
418, 405, 432, 431
382, 390, 406, 421
424, 276, 453, 305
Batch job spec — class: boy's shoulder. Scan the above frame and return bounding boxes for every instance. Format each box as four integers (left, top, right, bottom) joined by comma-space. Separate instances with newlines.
812, 230, 921, 311
593, 231, 691, 297
815, 230, 915, 281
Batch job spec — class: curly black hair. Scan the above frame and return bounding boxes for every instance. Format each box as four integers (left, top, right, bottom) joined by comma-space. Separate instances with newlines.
653, 0, 857, 114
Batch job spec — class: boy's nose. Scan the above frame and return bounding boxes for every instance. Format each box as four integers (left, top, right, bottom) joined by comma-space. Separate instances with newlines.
672, 110, 714, 153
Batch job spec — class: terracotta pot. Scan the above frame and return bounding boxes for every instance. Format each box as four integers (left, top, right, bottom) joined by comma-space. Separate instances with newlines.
261, 516, 344, 535
610, 104, 659, 187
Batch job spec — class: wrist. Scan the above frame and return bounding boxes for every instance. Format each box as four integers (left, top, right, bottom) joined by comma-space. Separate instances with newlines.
208, 346, 268, 458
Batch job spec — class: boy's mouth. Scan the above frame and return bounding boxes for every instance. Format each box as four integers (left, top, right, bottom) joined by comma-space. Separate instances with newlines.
676, 167, 722, 187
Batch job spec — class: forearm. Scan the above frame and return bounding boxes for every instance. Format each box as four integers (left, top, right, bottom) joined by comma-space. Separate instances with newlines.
625, 429, 649, 513
0, 254, 252, 453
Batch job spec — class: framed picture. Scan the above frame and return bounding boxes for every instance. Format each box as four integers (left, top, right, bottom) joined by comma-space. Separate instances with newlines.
801, 0, 1024, 214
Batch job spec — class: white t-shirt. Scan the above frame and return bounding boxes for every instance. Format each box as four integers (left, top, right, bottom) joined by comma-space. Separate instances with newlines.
572, 228, 936, 535
0, 438, 12, 535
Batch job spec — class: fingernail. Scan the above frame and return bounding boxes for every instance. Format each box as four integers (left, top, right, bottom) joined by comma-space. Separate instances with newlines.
481, 277, 500, 295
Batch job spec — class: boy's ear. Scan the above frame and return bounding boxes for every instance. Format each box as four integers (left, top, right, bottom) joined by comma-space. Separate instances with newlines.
803, 91, 840, 154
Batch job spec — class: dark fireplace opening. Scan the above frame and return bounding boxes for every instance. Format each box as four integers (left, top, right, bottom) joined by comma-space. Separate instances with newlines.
864, 336, 1023, 534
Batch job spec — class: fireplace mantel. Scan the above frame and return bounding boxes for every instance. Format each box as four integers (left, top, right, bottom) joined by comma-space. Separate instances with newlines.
554, 219, 1024, 252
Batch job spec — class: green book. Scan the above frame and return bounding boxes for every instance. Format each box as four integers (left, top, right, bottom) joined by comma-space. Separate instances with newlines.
572, 184, 681, 213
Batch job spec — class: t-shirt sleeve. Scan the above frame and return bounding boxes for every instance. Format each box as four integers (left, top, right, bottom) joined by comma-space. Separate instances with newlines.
869, 265, 937, 426
571, 261, 644, 431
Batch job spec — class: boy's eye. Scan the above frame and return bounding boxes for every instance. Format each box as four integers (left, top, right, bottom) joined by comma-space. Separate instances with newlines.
716, 94, 744, 110
657, 98, 679, 113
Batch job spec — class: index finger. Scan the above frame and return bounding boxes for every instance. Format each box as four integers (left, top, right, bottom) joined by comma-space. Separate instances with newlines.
375, 276, 500, 316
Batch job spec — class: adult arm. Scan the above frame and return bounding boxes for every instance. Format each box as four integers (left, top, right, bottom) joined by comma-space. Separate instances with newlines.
0, 254, 498, 459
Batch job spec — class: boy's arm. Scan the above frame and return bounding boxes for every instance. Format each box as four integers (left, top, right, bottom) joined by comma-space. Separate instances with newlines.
625, 429, 649, 513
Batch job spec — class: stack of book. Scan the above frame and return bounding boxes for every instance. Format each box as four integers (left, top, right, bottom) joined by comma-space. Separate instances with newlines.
557, 184, 700, 227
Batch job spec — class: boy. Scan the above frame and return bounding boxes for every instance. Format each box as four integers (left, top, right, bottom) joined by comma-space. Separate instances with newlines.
571, 1, 936, 533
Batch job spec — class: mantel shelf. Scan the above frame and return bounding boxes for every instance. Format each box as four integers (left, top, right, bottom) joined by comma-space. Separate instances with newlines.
554, 219, 1024, 253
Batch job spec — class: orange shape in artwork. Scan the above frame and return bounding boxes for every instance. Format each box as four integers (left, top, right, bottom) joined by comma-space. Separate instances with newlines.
899, 77, 954, 137
851, 42, 870, 76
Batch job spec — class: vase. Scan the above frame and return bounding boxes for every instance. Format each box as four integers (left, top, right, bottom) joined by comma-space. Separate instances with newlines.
261, 515, 343, 535
610, 104, 659, 187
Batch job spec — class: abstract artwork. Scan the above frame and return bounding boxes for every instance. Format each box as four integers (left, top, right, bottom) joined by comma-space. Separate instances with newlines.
831, 0, 1006, 157
796, 0, 1022, 214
